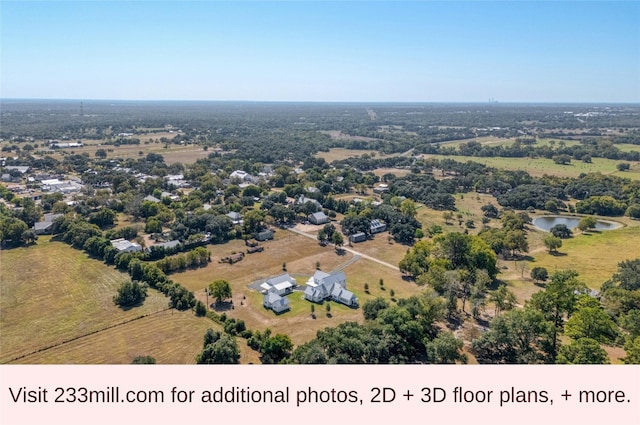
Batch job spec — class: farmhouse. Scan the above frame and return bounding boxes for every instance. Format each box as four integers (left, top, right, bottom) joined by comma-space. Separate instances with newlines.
263, 289, 290, 314
227, 211, 243, 224
304, 270, 357, 307
260, 273, 297, 296
110, 238, 142, 253
308, 211, 329, 225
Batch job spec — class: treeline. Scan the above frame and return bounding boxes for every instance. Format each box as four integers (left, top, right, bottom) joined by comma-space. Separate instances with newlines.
48, 215, 202, 311
418, 137, 640, 161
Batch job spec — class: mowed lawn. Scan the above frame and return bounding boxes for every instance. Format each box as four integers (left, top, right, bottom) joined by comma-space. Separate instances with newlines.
0, 237, 169, 363
12, 310, 214, 364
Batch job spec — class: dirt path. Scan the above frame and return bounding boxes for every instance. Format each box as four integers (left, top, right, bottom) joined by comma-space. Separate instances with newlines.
286, 226, 400, 272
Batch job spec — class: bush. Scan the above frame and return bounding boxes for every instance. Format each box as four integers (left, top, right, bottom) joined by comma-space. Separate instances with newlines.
113, 280, 147, 307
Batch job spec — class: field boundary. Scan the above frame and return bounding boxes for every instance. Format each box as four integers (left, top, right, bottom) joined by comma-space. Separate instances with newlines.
3, 307, 171, 364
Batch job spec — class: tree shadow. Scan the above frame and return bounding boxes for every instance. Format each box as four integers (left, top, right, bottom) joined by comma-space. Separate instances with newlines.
550, 251, 568, 257
211, 300, 234, 311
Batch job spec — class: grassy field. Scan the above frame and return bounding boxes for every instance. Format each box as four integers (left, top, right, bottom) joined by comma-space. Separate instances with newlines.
423, 153, 640, 179
525, 224, 640, 290
0, 237, 169, 363
11, 310, 214, 364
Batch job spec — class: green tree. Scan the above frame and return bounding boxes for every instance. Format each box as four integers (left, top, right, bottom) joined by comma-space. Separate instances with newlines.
196, 335, 240, 364
131, 355, 156, 364
625, 204, 640, 219
556, 338, 609, 364
527, 270, 585, 361
209, 279, 232, 305
543, 235, 562, 253
623, 336, 640, 364
472, 308, 553, 364
400, 199, 417, 218
331, 231, 344, 250
564, 296, 618, 343
489, 284, 517, 316
195, 300, 207, 316
531, 267, 549, 283
577, 216, 597, 233
113, 280, 147, 307
260, 334, 293, 364
425, 332, 464, 364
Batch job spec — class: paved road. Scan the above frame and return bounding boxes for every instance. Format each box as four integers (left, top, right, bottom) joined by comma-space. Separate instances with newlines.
286, 226, 400, 272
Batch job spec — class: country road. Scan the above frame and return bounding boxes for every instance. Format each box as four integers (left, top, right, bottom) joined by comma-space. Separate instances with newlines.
286, 226, 400, 272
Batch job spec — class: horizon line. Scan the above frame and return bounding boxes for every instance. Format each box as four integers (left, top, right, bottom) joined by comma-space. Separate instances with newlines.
2, 98, 639, 105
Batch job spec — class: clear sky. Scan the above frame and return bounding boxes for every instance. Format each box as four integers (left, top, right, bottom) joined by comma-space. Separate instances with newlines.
1, 1, 639, 102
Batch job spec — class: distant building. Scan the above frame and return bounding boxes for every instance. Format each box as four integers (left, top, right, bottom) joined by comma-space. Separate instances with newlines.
226, 211, 243, 224
256, 229, 274, 241
349, 232, 367, 243
370, 219, 387, 234
143, 195, 161, 203
308, 211, 329, 225
110, 238, 142, 253
33, 213, 63, 235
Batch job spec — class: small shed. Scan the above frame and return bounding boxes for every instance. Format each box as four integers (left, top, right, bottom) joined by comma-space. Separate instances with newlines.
349, 232, 367, 243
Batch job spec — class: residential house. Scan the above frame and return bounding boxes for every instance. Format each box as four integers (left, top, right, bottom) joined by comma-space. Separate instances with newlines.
33, 213, 63, 235
226, 211, 243, 224
296, 195, 322, 210
263, 289, 290, 314
260, 273, 297, 296
308, 211, 329, 225
304, 270, 357, 307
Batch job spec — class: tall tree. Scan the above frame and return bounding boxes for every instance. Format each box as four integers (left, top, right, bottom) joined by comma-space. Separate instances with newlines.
209, 280, 232, 305
527, 270, 585, 361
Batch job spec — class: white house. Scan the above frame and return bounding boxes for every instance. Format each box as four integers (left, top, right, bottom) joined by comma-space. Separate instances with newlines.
263, 290, 290, 314
260, 273, 297, 296
110, 238, 142, 253
304, 270, 357, 307
227, 211, 243, 224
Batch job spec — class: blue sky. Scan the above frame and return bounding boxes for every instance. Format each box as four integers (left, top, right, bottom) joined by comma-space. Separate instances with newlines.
1, 1, 639, 102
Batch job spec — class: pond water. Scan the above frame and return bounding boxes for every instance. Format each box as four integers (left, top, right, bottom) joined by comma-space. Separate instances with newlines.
532, 216, 620, 232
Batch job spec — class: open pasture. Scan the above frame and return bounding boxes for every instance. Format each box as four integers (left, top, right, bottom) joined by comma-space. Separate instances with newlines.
0, 237, 169, 363
423, 153, 640, 179
11, 310, 214, 364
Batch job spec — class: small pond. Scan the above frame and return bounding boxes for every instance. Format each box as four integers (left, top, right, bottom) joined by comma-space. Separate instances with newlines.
532, 216, 620, 232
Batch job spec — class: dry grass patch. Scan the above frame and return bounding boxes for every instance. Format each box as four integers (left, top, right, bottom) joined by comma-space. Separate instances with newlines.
0, 237, 169, 363
11, 310, 213, 364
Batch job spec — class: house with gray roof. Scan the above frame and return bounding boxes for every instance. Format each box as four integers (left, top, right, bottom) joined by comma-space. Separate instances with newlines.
260, 273, 297, 296
304, 270, 357, 307
33, 213, 63, 235
370, 219, 387, 234
308, 211, 329, 225
263, 289, 290, 314
227, 211, 243, 224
